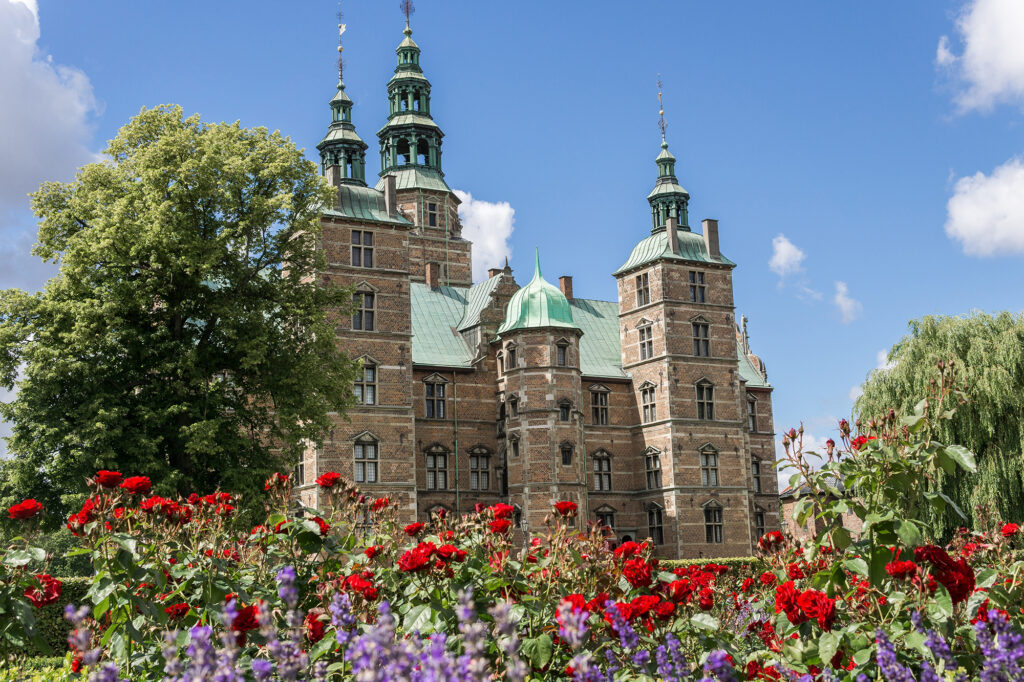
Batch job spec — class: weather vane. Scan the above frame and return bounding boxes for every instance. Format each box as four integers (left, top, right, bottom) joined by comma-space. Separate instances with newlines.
657, 75, 667, 143
401, 0, 415, 29
337, 3, 346, 81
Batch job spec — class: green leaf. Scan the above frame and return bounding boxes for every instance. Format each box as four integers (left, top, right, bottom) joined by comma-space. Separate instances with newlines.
309, 632, 338, 662
942, 445, 977, 474
690, 613, 719, 631
904, 631, 928, 655
927, 589, 954, 623
403, 604, 434, 633
895, 521, 922, 547
521, 634, 553, 669
2, 549, 33, 567
818, 632, 840, 667
976, 567, 999, 590
843, 558, 869, 577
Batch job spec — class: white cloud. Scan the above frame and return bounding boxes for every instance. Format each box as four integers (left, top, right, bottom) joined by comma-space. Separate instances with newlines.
768, 234, 805, 278
453, 190, 514, 282
945, 157, 1024, 256
876, 348, 896, 371
833, 281, 862, 324
848, 385, 864, 401
937, 0, 1024, 111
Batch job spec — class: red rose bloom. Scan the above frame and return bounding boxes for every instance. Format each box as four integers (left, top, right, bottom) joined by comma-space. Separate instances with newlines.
614, 541, 645, 560
1001, 523, 1020, 537
491, 503, 515, 519
553, 501, 578, 517
305, 611, 326, 643
698, 588, 714, 611
397, 542, 436, 572
94, 470, 123, 488
741, 578, 755, 593
231, 603, 259, 645
404, 522, 426, 537
758, 530, 785, 552
490, 518, 513, 534
120, 476, 152, 495
653, 601, 676, 620
630, 595, 660, 616
850, 435, 877, 451
164, 603, 190, 620
311, 516, 331, 535
263, 472, 289, 491
622, 558, 653, 588
24, 574, 61, 608
371, 497, 390, 512
934, 558, 975, 604
315, 472, 341, 489
885, 560, 919, 580
365, 545, 383, 560
436, 544, 468, 562
797, 589, 836, 630
774, 581, 807, 625
759, 572, 777, 587
8, 499, 44, 520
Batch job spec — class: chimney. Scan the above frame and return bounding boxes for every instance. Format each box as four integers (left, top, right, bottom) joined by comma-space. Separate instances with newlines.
325, 165, 342, 187
488, 267, 502, 279
702, 219, 720, 259
383, 174, 397, 217
559, 275, 573, 299
426, 262, 440, 289
667, 215, 680, 255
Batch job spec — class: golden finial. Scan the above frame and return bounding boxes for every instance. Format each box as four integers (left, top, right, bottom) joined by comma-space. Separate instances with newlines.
337, 3, 347, 82
401, 0, 415, 30
657, 75, 667, 144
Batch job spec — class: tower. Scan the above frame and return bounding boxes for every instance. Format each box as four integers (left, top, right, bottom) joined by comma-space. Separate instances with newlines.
317, 18, 369, 186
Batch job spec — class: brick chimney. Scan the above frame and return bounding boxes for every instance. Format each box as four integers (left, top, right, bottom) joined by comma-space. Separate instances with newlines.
383, 174, 397, 217
559, 275, 573, 300
667, 215, 680, 255
488, 267, 502, 278
702, 219, 720, 259
426, 262, 440, 289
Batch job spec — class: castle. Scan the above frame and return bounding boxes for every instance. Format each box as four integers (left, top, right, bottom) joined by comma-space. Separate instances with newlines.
294, 15, 779, 558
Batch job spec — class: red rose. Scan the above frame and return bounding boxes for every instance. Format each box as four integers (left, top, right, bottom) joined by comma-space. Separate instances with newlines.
311, 517, 331, 535
343, 575, 373, 594
759, 572, 777, 587
630, 595, 660, 616
774, 581, 807, 625
796, 589, 836, 630
758, 531, 785, 552
491, 503, 515, 519
436, 544, 467, 562
24, 574, 61, 608
397, 542, 436, 572
653, 601, 676, 620
786, 563, 805, 580
94, 470, 123, 488
474, 502, 486, 514
698, 588, 714, 611
934, 559, 975, 604
885, 560, 918, 581
371, 497, 390, 512
622, 557, 653, 588
490, 518, 513, 534
603, 602, 634, 631
741, 578, 755, 593
1001, 523, 1020, 537
850, 435, 876, 451
232, 603, 259, 632
404, 522, 426, 537
613, 541, 644, 560
8, 499, 44, 520
263, 472, 289, 491
667, 579, 692, 603
553, 501, 578, 517
316, 472, 341, 489
365, 545, 382, 560
164, 603, 190, 620
305, 611, 326, 643
120, 476, 152, 495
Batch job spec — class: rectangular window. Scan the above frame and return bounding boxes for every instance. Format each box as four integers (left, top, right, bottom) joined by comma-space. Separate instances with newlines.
696, 384, 714, 420
497, 354, 504, 375
425, 383, 446, 419
354, 442, 378, 483
470, 452, 489, 491
507, 347, 517, 369
748, 397, 757, 432
591, 391, 608, 425
353, 292, 375, 331
752, 459, 763, 493
559, 403, 571, 422
692, 322, 709, 357
639, 326, 653, 360
704, 507, 723, 543
641, 387, 657, 423
509, 398, 519, 417
427, 202, 438, 227
645, 451, 662, 489
596, 511, 615, 529
353, 364, 377, 405
511, 439, 520, 458
557, 344, 567, 367
755, 510, 766, 540
648, 508, 664, 545
561, 445, 573, 466
701, 450, 719, 486
593, 457, 612, 491
295, 460, 305, 485
689, 271, 706, 303
635, 272, 650, 306
351, 230, 374, 268
426, 450, 448, 490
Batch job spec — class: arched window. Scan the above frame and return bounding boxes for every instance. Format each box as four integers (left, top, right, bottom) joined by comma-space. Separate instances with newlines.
700, 445, 719, 486
703, 502, 723, 544
593, 451, 612, 491
425, 445, 449, 490
354, 434, 379, 483
647, 503, 664, 545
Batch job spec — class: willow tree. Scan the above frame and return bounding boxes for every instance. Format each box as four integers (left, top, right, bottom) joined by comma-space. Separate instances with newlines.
0, 105, 357, 519
855, 312, 1024, 539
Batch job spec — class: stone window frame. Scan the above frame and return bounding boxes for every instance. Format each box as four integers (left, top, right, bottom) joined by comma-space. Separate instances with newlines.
646, 503, 665, 545
592, 450, 612, 491
469, 445, 491, 491
643, 446, 662, 489
752, 457, 763, 493
637, 318, 654, 361
496, 351, 504, 376
702, 500, 724, 544
754, 505, 767, 540
558, 399, 572, 422
699, 443, 720, 487
353, 431, 380, 484
555, 338, 570, 367
635, 271, 651, 307
560, 441, 574, 467
747, 394, 757, 432
695, 379, 715, 421
508, 433, 520, 458
423, 373, 449, 420
691, 315, 710, 357
424, 443, 449, 490
595, 505, 616, 530
639, 381, 657, 423
688, 270, 706, 303
508, 394, 519, 417
589, 384, 610, 425
352, 284, 377, 332
351, 229, 374, 268
506, 342, 518, 370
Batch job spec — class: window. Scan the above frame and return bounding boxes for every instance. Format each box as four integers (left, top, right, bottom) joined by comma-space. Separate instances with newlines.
561, 444, 574, 466
353, 363, 376, 405
641, 386, 657, 423
294, 460, 305, 485
591, 389, 608, 425
510, 437, 520, 458
755, 508, 766, 540
427, 202, 438, 227
752, 459, 763, 493
704, 505, 723, 543
497, 353, 504, 376
354, 437, 378, 483
689, 271, 706, 303
509, 396, 519, 417
748, 396, 757, 432
351, 230, 374, 268
559, 401, 571, 422
692, 322, 709, 357
425, 381, 446, 419
700, 447, 719, 486
425, 446, 448, 490
507, 345, 518, 369
593, 453, 612, 491
470, 448, 490, 491
596, 510, 615, 529
353, 292, 375, 331
635, 272, 650, 306
696, 382, 714, 420
556, 343, 568, 367
639, 325, 654, 360
645, 449, 662, 489
648, 505, 664, 545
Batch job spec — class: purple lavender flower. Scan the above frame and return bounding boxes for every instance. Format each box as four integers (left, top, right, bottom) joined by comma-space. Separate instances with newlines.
556, 600, 589, 650
655, 633, 689, 681
976, 610, 1024, 682
876, 630, 916, 682
603, 600, 639, 650
702, 649, 737, 682
330, 590, 356, 647
491, 600, 527, 682
276, 565, 299, 610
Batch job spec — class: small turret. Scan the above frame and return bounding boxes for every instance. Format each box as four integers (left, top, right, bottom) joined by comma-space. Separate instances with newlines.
317, 16, 368, 186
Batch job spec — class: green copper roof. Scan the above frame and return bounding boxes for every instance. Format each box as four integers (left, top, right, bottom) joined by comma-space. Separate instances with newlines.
497, 251, 580, 335
377, 113, 440, 133
738, 347, 771, 388
647, 181, 689, 199
330, 85, 353, 106
318, 125, 366, 147
457, 275, 502, 332
410, 283, 474, 368
571, 298, 628, 379
614, 228, 734, 275
323, 185, 412, 225
374, 167, 451, 193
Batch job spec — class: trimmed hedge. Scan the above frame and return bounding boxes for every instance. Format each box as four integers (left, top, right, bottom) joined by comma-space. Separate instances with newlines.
0, 656, 70, 681
660, 556, 763, 571
0, 577, 91, 658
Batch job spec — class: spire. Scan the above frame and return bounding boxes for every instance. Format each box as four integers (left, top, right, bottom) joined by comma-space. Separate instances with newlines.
532, 247, 542, 281
497, 249, 579, 335
317, 4, 369, 186
658, 75, 667, 145
647, 76, 690, 233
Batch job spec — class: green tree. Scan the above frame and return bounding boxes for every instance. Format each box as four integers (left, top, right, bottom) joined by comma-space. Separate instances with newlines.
855, 312, 1024, 540
0, 105, 356, 520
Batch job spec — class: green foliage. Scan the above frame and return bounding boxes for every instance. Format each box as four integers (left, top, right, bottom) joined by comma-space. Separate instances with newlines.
0, 105, 358, 520
660, 556, 762, 571
856, 312, 1024, 539
0, 656, 70, 681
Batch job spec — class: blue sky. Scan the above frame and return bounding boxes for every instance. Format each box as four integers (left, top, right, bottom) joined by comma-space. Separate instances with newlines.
2, 0, 1024, 469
